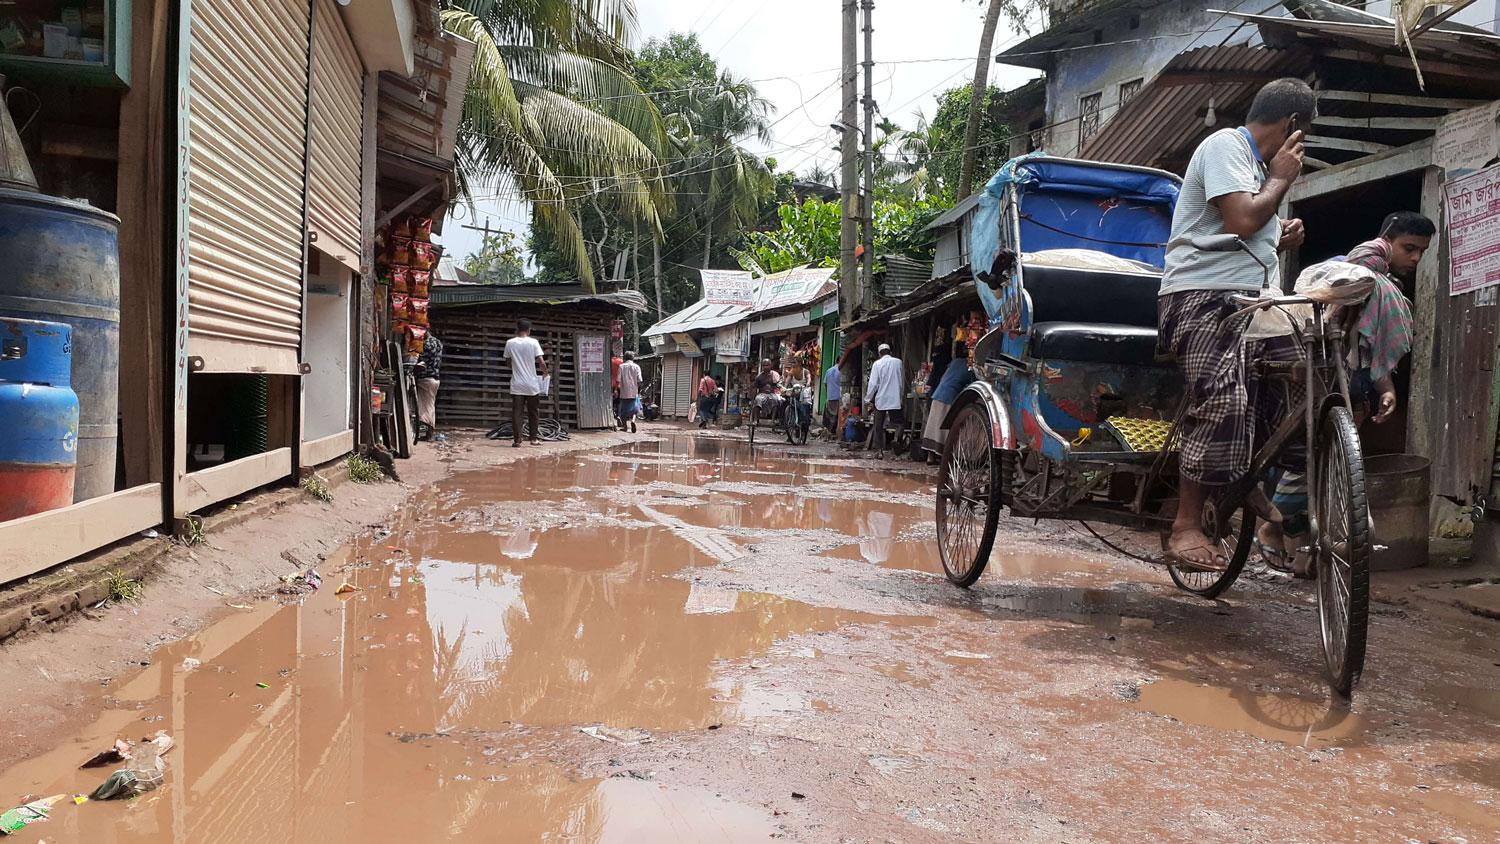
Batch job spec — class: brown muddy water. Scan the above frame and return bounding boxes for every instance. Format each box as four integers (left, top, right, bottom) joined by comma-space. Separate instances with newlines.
0, 436, 938, 842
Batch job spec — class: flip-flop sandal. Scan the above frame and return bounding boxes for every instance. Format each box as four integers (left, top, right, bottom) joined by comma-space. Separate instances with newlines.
1255, 523, 1295, 574
1161, 534, 1228, 573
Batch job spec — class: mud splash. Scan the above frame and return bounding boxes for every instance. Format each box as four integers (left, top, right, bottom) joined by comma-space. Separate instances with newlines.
0, 436, 936, 842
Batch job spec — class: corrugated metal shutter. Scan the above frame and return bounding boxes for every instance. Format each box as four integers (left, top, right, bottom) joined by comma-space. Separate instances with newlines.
308, 0, 363, 272
187, 0, 310, 374
661, 354, 693, 418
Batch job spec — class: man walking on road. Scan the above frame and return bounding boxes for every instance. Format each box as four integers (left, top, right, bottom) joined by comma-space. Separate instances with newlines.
617, 351, 643, 433
1156, 77, 1314, 570
864, 343, 905, 459
504, 319, 547, 447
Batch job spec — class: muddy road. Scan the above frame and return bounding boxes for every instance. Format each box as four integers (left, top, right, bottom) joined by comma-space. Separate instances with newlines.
2, 433, 1498, 842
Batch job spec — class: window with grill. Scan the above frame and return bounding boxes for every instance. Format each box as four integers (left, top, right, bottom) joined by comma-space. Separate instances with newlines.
1079, 92, 1102, 148
1120, 78, 1144, 108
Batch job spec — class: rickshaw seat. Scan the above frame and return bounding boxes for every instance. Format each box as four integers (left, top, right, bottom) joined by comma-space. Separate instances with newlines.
1031, 322, 1160, 367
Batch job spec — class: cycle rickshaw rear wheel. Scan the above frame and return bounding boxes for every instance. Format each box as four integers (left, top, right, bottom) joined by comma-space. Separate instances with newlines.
1313, 406, 1371, 698
937, 402, 1001, 588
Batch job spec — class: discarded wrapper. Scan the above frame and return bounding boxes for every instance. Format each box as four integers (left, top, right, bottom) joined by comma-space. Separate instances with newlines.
1, 794, 67, 834
578, 725, 653, 746
334, 582, 358, 595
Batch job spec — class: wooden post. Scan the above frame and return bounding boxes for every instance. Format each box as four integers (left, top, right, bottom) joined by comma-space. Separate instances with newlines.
116, 0, 170, 490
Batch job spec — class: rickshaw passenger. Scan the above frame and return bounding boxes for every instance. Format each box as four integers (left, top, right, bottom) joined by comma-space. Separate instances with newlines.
1156, 78, 1315, 570
1259, 211, 1432, 573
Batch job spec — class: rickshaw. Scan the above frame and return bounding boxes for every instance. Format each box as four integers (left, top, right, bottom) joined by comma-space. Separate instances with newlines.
933, 156, 1373, 696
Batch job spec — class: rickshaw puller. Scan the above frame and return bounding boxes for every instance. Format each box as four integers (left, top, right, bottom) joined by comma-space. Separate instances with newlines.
1157, 78, 1317, 571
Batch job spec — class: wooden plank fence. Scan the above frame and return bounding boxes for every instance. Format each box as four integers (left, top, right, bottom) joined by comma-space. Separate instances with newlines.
430, 303, 617, 430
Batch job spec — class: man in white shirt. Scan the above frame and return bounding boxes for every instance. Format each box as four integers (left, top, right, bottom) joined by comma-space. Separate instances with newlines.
503, 319, 547, 447
864, 343, 905, 459
616, 351, 643, 433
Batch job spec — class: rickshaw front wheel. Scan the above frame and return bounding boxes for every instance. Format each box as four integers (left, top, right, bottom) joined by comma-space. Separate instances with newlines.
937, 402, 1002, 588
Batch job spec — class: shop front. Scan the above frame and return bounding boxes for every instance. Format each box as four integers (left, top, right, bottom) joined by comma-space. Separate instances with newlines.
0, 0, 432, 583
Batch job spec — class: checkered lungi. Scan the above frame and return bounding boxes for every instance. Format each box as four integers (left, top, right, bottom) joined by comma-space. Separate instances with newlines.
1158, 290, 1304, 487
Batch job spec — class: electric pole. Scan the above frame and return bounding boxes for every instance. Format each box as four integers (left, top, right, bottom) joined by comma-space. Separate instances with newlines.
838, 0, 858, 326
861, 0, 875, 314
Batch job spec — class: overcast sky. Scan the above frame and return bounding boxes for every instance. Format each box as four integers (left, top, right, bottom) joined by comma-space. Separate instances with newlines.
440, 1, 1042, 268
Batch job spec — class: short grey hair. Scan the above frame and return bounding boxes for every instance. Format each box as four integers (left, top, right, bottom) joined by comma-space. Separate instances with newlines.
1246, 78, 1316, 126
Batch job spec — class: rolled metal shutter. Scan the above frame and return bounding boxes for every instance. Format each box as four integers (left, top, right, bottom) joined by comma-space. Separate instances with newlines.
662, 354, 693, 418
308, 0, 363, 272
187, 0, 311, 374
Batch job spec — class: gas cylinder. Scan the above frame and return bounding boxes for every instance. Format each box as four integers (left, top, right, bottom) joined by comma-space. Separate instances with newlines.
0, 317, 79, 520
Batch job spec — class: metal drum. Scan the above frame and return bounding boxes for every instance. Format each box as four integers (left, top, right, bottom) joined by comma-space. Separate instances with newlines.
1365, 454, 1431, 571
0, 317, 79, 520
0, 187, 120, 502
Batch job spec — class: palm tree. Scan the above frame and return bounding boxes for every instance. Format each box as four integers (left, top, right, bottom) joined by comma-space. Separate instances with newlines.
958, 0, 1003, 199
442, 0, 672, 289
668, 70, 776, 268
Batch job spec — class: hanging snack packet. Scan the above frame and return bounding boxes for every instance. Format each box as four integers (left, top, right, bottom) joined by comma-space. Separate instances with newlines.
406, 324, 428, 356
410, 216, 433, 242
409, 297, 430, 326
410, 270, 430, 298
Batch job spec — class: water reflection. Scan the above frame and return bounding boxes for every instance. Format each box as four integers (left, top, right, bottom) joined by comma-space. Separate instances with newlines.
0, 439, 925, 842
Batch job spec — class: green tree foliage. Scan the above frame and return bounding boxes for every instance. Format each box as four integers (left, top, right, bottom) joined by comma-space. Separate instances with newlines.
920, 83, 1013, 199
734, 197, 943, 276
461, 232, 529, 284
442, 0, 671, 291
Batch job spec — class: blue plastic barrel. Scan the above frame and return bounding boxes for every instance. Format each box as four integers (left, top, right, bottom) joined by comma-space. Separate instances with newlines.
0, 187, 120, 502
0, 317, 80, 520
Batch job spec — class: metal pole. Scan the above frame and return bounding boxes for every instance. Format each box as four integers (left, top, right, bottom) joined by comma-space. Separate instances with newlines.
838, 0, 858, 326
861, 0, 875, 311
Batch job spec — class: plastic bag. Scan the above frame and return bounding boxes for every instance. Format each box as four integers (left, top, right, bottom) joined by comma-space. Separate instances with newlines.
410, 270, 430, 298
389, 268, 411, 295
390, 293, 408, 319
411, 241, 436, 270
409, 298, 429, 326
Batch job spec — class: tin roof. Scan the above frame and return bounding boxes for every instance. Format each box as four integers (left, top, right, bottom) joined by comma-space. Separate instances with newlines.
1227, 8, 1500, 65
430, 283, 647, 311
1080, 45, 1312, 169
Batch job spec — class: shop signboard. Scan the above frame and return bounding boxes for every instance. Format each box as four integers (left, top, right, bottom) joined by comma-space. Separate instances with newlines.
1446, 163, 1500, 297
753, 267, 836, 312
701, 269, 756, 306
715, 322, 750, 360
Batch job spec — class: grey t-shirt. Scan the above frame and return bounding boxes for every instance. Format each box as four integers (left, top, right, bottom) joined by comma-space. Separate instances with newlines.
1159, 128, 1281, 296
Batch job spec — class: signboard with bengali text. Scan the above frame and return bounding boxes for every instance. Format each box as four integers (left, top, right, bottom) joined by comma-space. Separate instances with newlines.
701, 269, 756, 306
1447, 163, 1500, 297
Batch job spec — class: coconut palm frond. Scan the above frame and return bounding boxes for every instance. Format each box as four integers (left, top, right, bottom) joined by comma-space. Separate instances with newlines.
500, 46, 669, 156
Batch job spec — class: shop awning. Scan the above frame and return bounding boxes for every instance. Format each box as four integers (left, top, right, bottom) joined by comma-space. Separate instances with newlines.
889, 281, 978, 325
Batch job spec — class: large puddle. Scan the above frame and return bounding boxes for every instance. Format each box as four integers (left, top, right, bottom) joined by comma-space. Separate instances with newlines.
0, 435, 934, 842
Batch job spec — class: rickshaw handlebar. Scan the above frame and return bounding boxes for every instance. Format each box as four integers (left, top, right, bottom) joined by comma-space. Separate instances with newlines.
1230, 293, 1316, 312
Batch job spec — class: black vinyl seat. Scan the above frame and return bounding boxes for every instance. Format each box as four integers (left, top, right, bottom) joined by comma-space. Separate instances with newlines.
1030, 322, 1160, 367
1021, 262, 1164, 366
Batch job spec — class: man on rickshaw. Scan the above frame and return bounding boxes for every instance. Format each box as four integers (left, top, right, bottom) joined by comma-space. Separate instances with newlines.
752, 358, 784, 423
1157, 78, 1317, 571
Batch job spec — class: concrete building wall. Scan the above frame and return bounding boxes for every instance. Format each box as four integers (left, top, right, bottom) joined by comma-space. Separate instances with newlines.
1040, 0, 1263, 156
